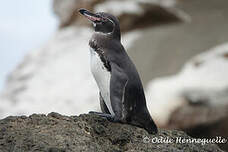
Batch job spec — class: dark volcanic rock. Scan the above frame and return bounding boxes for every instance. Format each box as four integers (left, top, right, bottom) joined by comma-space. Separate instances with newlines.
168, 104, 228, 151
0, 113, 223, 152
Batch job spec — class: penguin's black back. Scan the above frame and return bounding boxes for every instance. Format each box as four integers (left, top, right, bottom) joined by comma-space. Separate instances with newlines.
105, 38, 157, 134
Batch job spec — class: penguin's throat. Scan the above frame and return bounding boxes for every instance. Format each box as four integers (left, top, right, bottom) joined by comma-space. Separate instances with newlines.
89, 39, 111, 72
89, 39, 99, 51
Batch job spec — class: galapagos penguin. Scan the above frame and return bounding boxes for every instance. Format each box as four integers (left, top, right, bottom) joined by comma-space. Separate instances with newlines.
79, 9, 158, 134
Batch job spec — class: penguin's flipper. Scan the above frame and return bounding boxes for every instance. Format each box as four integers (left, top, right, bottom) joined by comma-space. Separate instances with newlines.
99, 92, 111, 114
110, 63, 128, 122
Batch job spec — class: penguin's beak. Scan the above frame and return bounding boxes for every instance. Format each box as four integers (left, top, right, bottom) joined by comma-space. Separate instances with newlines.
79, 9, 101, 23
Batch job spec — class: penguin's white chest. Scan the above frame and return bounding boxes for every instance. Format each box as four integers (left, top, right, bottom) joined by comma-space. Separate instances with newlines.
90, 47, 115, 116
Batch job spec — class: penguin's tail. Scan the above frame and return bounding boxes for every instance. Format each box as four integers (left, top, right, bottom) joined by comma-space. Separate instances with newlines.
145, 117, 158, 134
130, 108, 158, 134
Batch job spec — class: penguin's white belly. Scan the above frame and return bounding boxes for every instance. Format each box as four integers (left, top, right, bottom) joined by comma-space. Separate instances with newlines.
90, 47, 115, 116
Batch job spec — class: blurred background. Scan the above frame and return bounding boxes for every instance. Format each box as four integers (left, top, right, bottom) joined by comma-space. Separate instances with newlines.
0, 0, 227, 151
0, 0, 57, 91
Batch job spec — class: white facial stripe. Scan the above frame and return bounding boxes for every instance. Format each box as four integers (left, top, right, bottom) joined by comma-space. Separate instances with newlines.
106, 18, 114, 25
93, 22, 96, 27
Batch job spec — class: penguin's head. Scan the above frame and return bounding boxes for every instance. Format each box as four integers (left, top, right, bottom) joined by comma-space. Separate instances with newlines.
79, 8, 120, 40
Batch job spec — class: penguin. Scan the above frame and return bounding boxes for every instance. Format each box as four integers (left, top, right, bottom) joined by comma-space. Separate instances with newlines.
79, 9, 158, 134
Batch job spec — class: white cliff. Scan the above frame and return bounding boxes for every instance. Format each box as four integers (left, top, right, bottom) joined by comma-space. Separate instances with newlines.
146, 43, 228, 126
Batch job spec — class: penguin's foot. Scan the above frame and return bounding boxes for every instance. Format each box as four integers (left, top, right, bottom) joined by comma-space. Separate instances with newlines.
89, 111, 114, 121
89, 111, 103, 114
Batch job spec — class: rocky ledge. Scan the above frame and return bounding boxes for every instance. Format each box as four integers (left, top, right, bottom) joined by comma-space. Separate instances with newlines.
0, 113, 223, 152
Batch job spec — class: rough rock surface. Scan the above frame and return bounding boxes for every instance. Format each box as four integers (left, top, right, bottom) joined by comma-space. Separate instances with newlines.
0, 113, 224, 152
